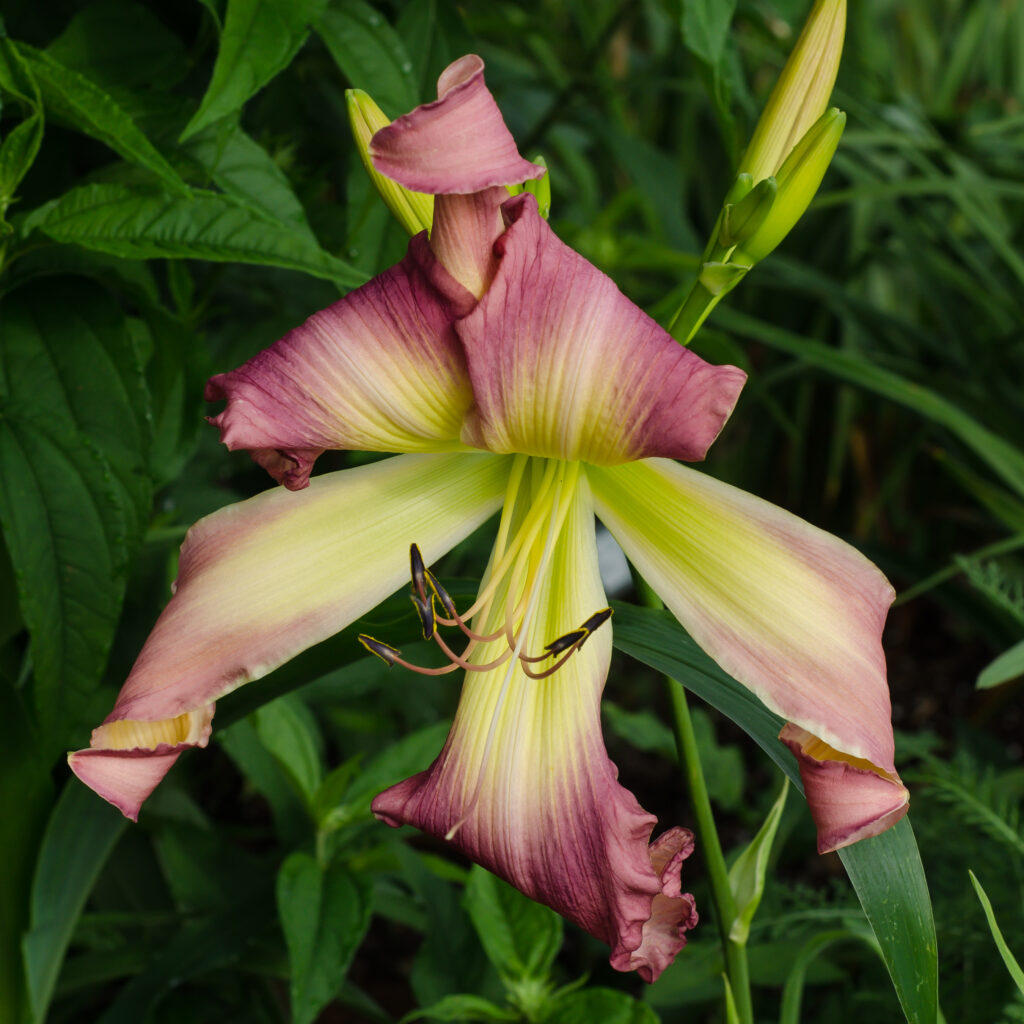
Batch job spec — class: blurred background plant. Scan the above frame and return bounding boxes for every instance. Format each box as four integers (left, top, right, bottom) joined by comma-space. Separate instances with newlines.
0, 0, 1021, 1021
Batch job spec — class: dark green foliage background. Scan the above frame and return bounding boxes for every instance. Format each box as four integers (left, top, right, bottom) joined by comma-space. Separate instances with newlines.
0, 0, 1021, 1021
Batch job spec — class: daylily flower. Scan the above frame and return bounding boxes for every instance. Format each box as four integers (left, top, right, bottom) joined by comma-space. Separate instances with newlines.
69, 55, 907, 980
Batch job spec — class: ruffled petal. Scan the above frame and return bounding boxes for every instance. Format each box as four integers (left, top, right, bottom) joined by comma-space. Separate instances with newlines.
429, 187, 507, 298
370, 54, 544, 195
372, 465, 696, 980
206, 234, 475, 489
457, 195, 747, 465
69, 452, 511, 819
589, 458, 905, 848
781, 726, 909, 853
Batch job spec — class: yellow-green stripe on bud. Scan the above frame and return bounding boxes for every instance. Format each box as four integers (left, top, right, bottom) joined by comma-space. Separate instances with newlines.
733, 107, 845, 266
739, 0, 846, 183
346, 89, 434, 236
719, 177, 777, 248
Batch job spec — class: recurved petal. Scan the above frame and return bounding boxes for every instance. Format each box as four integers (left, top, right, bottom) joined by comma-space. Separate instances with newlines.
68, 452, 511, 818
370, 54, 544, 195
372, 468, 696, 980
781, 726, 909, 853
206, 234, 475, 489
457, 195, 747, 465
589, 458, 902, 846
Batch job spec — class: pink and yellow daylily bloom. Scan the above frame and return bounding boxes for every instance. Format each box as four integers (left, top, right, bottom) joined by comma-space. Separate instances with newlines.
69, 56, 907, 980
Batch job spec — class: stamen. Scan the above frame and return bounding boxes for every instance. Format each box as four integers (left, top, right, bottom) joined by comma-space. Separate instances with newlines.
409, 543, 429, 601
358, 635, 403, 666
410, 592, 436, 640
544, 629, 587, 656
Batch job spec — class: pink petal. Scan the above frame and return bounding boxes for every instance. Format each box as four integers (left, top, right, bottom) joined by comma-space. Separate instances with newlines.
781, 725, 909, 853
68, 453, 511, 817
370, 55, 544, 195
589, 458, 905, 850
457, 195, 747, 464
372, 469, 696, 980
206, 234, 475, 489
429, 187, 507, 298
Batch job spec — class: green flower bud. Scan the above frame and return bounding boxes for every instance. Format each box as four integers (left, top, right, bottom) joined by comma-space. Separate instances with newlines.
733, 107, 845, 266
346, 89, 433, 236
719, 177, 777, 248
739, 0, 846, 183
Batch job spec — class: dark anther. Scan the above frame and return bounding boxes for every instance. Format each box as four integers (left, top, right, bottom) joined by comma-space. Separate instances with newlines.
358, 635, 402, 666
424, 568, 458, 617
411, 592, 436, 640
544, 629, 588, 656
409, 544, 428, 600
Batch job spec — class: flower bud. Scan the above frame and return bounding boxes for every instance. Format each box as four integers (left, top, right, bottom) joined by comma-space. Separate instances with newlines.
346, 89, 433, 236
718, 177, 777, 248
733, 107, 845, 266
739, 0, 846, 183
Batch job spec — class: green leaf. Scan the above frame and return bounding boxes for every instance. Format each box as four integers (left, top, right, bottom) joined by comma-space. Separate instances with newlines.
400, 994, 518, 1023
22, 781, 127, 1024
0, 36, 43, 212
0, 278, 152, 749
540, 987, 659, 1024
977, 638, 1024, 689
23, 183, 367, 288
316, 0, 418, 117
728, 778, 789, 944
463, 865, 563, 980
969, 870, 1024, 994
183, 123, 316, 238
277, 853, 373, 1024
13, 43, 188, 195
838, 818, 939, 1024
181, 0, 329, 141
253, 695, 324, 806
680, 0, 739, 67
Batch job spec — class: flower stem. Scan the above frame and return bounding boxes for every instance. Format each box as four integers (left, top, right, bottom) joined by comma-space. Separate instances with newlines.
667, 279, 720, 346
635, 578, 753, 1023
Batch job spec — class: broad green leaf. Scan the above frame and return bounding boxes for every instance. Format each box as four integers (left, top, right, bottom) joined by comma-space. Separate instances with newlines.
400, 994, 518, 1023
183, 124, 316, 238
977, 638, 1024, 689
254, 694, 325, 806
22, 781, 126, 1024
728, 778, 789, 944
680, 0, 738, 66
0, 681, 53, 1024
23, 183, 367, 288
277, 853, 373, 1024
316, 0, 418, 117
463, 865, 563, 980
716, 307, 1024, 500
181, 0, 329, 141
540, 988, 659, 1024
0, 278, 152, 750
969, 870, 1024, 994
395, 0, 474, 100
839, 818, 939, 1024
13, 43, 187, 195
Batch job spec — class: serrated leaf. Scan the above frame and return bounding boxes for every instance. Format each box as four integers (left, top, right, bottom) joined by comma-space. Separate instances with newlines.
978, 638, 1024, 689
463, 865, 562, 980
277, 853, 372, 1024
13, 42, 187, 195
181, 0, 329, 141
0, 278, 152, 750
680, 0, 738, 66
23, 183, 367, 288
316, 0, 418, 117
0, 36, 43, 210
22, 781, 127, 1024
728, 778, 789, 944
183, 123, 316, 238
